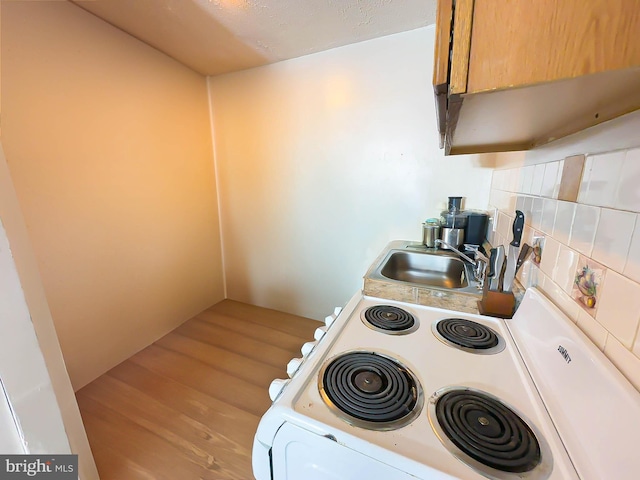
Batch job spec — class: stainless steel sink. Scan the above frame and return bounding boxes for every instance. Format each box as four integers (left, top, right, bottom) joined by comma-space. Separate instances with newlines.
369, 248, 480, 294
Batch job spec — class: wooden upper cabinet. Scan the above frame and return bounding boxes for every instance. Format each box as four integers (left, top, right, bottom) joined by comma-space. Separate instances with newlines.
433, 0, 453, 147
435, 0, 640, 155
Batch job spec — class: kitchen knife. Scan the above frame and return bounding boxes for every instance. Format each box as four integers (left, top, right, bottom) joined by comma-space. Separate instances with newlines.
487, 248, 497, 289
515, 243, 532, 275
503, 211, 525, 292
498, 253, 507, 292
489, 245, 505, 291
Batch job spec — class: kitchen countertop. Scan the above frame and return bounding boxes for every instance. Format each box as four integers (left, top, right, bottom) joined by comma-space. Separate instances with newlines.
362, 240, 524, 315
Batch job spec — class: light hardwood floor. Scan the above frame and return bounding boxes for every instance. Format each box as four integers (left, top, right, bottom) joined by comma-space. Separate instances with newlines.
76, 300, 321, 480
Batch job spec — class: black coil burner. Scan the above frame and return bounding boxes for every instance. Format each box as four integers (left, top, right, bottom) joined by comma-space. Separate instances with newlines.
434, 318, 504, 354
432, 389, 542, 474
319, 351, 422, 430
362, 305, 418, 334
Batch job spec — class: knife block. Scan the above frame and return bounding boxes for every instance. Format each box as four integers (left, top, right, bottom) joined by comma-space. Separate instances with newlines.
477, 283, 516, 318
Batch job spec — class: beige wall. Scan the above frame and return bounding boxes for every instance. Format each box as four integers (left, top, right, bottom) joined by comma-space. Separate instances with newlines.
0, 5, 97, 477
2, 1, 224, 390
209, 26, 495, 320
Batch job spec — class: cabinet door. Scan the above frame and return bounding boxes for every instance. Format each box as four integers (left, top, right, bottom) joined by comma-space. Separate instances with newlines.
433, 0, 453, 143
467, 0, 640, 94
449, 0, 474, 95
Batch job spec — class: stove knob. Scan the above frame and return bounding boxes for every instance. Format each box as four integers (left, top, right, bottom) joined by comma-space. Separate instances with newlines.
314, 326, 327, 341
324, 314, 336, 327
301, 341, 317, 357
286, 357, 303, 377
268, 379, 289, 401
324, 306, 342, 328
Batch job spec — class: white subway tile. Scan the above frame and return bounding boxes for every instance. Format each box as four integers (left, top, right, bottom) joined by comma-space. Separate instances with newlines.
495, 191, 506, 212
615, 147, 640, 213
510, 168, 521, 192
604, 335, 640, 392
521, 165, 534, 194
517, 168, 527, 193
538, 272, 549, 291
596, 270, 640, 349
623, 215, 640, 284
486, 220, 495, 245
540, 236, 560, 277
491, 171, 500, 191
495, 191, 516, 213
591, 208, 635, 273
518, 167, 527, 193
577, 155, 593, 204
578, 151, 625, 208
530, 197, 544, 231
541, 275, 580, 322
499, 169, 509, 191
503, 169, 512, 192
489, 189, 500, 210
506, 193, 517, 213
497, 211, 510, 241
522, 197, 533, 226
569, 204, 600, 256
515, 257, 528, 284
522, 225, 534, 247
503, 169, 512, 191
530, 164, 545, 196
518, 262, 540, 289
553, 201, 576, 246
553, 159, 564, 199
540, 198, 557, 235
500, 169, 508, 191
553, 244, 580, 294
576, 307, 608, 350
540, 161, 560, 198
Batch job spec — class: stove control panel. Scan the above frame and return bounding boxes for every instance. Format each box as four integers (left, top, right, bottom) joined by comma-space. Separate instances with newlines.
268, 306, 343, 403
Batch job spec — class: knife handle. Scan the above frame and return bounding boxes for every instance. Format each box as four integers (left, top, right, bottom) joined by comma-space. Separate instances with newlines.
493, 245, 505, 291
488, 248, 499, 290
516, 243, 532, 273
488, 248, 497, 279
511, 211, 525, 247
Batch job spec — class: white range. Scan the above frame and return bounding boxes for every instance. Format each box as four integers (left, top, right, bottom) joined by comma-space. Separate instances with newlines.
253, 288, 640, 479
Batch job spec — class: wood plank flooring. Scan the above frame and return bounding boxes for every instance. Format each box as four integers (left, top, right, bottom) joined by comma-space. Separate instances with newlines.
76, 300, 321, 480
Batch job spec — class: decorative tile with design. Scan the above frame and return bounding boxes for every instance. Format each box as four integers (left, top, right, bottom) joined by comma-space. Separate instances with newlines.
531, 234, 545, 266
571, 255, 606, 317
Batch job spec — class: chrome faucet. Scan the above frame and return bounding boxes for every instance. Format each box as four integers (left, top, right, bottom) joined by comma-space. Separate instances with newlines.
435, 240, 488, 288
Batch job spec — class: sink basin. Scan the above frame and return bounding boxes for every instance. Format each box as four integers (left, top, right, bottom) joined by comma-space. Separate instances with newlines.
381, 251, 468, 288
369, 248, 480, 294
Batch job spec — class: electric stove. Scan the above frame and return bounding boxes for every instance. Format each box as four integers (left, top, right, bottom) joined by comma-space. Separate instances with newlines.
253, 288, 640, 479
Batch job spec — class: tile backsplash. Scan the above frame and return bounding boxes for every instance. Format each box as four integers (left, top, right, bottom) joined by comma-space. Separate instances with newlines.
489, 147, 640, 392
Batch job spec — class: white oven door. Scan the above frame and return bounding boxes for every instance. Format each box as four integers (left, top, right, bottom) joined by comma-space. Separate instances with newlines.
271, 423, 421, 480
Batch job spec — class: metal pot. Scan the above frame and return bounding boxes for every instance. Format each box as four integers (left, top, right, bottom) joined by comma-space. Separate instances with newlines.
440, 227, 464, 250
422, 222, 441, 248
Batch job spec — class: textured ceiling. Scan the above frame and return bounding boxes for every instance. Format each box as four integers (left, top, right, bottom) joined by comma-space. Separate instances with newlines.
72, 0, 437, 76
